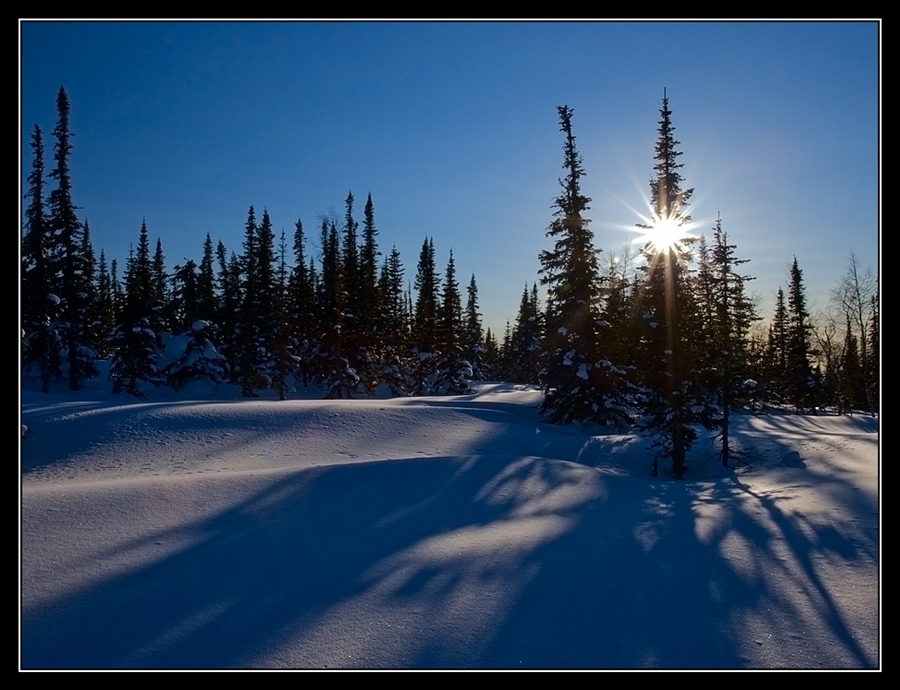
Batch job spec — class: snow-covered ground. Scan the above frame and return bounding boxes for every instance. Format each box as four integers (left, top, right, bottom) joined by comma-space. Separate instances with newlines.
20, 376, 880, 670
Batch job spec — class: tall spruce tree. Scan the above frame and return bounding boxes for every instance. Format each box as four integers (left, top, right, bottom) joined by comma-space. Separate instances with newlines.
94, 250, 117, 358
376, 245, 410, 396
464, 273, 485, 381
538, 105, 630, 427
197, 233, 218, 322
359, 192, 380, 330
47, 86, 97, 389
272, 229, 294, 399
215, 239, 241, 366
234, 206, 277, 396
290, 218, 318, 387
22, 123, 62, 392
634, 90, 711, 477
786, 256, 816, 412
235, 206, 260, 396
508, 284, 543, 384
707, 214, 757, 465
320, 215, 358, 398
766, 287, 789, 401
79, 220, 103, 354
412, 237, 440, 394
433, 250, 471, 395
109, 220, 163, 397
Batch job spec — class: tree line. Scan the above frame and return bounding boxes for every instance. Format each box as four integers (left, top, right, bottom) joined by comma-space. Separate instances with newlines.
21, 87, 878, 476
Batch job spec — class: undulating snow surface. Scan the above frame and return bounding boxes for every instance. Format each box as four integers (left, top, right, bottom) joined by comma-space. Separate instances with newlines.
20, 377, 880, 670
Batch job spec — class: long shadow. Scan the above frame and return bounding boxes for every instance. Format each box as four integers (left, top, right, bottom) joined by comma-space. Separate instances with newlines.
23, 455, 596, 668
21, 400, 879, 669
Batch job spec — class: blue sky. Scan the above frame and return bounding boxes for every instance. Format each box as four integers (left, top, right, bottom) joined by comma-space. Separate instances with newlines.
20, 20, 880, 337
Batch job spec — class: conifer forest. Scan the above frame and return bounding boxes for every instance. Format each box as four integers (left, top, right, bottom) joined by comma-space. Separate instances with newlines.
21, 87, 879, 477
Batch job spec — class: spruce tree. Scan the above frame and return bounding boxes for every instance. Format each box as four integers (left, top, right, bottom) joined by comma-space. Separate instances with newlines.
272, 229, 295, 399
464, 273, 485, 381
481, 327, 500, 380
342, 191, 377, 392
433, 250, 471, 395
765, 287, 789, 402
341, 193, 361, 354
359, 192, 380, 330
170, 259, 199, 333
377, 245, 411, 396
707, 215, 757, 465
151, 238, 169, 330
786, 257, 816, 412
22, 123, 62, 392
109, 220, 163, 397
839, 314, 865, 411
867, 291, 878, 414
538, 105, 630, 427
633, 90, 709, 477
234, 206, 277, 396
47, 86, 97, 389
320, 216, 357, 398
598, 245, 638, 374
831, 252, 877, 414
412, 237, 440, 394
289, 218, 318, 387
197, 233, 217, 322
508, 284, 542, 384
94, 250, 117, 358
79, 220, 102, 353
234, 206, 260, 396
215, 239, 241, 367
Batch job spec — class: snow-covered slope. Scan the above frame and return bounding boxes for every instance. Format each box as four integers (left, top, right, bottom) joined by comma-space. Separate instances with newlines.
20, 383, 879, 669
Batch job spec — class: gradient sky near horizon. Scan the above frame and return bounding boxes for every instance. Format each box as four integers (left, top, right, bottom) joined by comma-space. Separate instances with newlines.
20, 20, 880, 337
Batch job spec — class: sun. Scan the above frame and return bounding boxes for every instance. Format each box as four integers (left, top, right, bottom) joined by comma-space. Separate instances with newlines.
638, 213, 688, 254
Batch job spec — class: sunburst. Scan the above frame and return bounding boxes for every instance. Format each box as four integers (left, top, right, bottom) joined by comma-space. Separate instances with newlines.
637, 212, 689, 255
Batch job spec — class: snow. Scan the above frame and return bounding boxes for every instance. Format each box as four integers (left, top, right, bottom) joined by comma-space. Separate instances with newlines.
20, 374, 880, 670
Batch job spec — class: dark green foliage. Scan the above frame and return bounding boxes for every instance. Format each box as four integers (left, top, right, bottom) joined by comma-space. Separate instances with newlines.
764, 287, 789, 401
433, 250, 471, 395
377, 246, 412, 396
412, 237, 440, 394
197, 234, 217, 322
633, 91, 709, 477
359, 192, 380, 330
507, 284, 543, 384
214, 240, 241, 366
344, 191, 381, 394
92, 250, 117, 357
46, 87, 97, 389
786, 257, 816, 412
464, 273, 485, 380
538, 105, 631, 428
169, 259, 200, 333
234, 206, 278, 397
109, 220, 164, 396
289, 218, 318, 388
22, 124, 63, 393
704, 215, 758, 465
271, 229, 295, 399
649, 88, 693, 224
